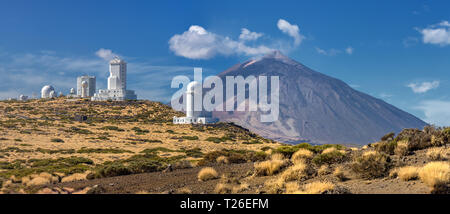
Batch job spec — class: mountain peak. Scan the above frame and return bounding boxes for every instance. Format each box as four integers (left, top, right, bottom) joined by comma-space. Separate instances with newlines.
261, 50, 298, 66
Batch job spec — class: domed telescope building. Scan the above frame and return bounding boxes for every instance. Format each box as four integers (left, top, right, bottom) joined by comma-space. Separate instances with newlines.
92, 57, 137, 101
41, 85, 56, 99
173, 81, 217, 124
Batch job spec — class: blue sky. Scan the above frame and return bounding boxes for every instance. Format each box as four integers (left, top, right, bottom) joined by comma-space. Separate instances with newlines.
1, 0, 450, 126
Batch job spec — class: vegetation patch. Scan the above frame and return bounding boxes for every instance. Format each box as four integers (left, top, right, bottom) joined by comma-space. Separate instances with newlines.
50, 138, 64, 143
77, 148, 133, 154
351, 151, 391, 179
101, 126, 125, 132
198, 149, 267, 165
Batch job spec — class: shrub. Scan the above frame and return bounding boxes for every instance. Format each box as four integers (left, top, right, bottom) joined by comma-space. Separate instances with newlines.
26, 176, 50, 187
418, 161, 450, 194
205, 136, 231, 143
333, 166, 346, 181
254, 158, 288, 176
50, 138, 64, 143
351, 151, 391, 179
182, 148, 203, 158
312, 150, 346, 165
61, 172, 88, 183
298, 181, 336, 194
318, 165, 329, 176
216, 156, 229, 164
198, 167, 218, 181
77, 148, 132, 154
198, 149, 267, 165
373, 141, 397, 155
181, 136, 199, 140
426, 147, 448, 161
284, 182, 301, 194
397, 166, 420, 181
394, 139, 409, 156
279, 162, 313, 182
394, 128, 431, 151
263, 178, 284, 194
101, 126, 124, 132
274, 143, 345, 158
214, 183, 233, 194
381, 132, 395, 141
291, 149, 314, 164
176, 187, 192, 194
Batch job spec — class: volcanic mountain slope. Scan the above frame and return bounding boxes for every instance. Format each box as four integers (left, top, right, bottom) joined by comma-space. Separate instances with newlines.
212, 51, 427, 145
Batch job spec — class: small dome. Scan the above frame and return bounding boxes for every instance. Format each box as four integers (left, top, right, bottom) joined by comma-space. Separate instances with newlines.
49, 90, 56, 98
81, 80, 88, 87
186, 81, 201, 93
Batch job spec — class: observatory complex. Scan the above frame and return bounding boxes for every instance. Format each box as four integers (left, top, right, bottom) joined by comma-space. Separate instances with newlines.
173, 81, 216, 124
92, 57, 137, 101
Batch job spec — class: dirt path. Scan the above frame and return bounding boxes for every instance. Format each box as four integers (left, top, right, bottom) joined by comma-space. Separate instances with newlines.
52, 163, 255, 194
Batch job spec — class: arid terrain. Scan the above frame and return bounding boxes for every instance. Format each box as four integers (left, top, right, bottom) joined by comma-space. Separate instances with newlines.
0, 98, 448, 194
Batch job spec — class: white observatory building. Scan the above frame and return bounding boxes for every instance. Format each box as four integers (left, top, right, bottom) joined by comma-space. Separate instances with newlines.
41, 85, 56, 99
173, 81, 216, 124
92, 57, 137, 101
77, 76, 96, 98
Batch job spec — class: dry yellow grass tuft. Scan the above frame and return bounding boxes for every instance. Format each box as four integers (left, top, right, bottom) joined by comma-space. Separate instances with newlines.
135, 190, 150, 194
333, 166, 346, 181
270, 153, 285, 161
197, 167, 219, 181
176, 187, 192, 194
322, 147, 337, 154
254, 159, 288, 176
426, 147, 448, 161
279, 161, 312, 182
26, 176, 50, 187
232, 183, 249, 193
418, 161, 450, 193
318, 165, 329, 176
214, 183, 232, 194
291, 149, 314, 163
298, 181, 335, 194
21, 176, 31, 185
397, 166, 420, 181
284, 182, 300, 194
216, 156, 229, 164
263, 178, 284, 194
61, 173, 88, 183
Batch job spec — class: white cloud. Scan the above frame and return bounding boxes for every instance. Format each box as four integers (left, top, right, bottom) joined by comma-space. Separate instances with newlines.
419, 20, 450, 46
415, 100, 450, 126
407, 81, 440, 93
95, 48, 118, 61
169, 19, 305, 60
277, 19, 304, 46
315, 47, 341, 56
345, 46, 354, 55
239, 28, 263, 41
169, 25, 274, 59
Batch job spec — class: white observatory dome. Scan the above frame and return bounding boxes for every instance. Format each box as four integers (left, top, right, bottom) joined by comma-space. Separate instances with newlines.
41, 85, 55, 98
81, 80, 88, 87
